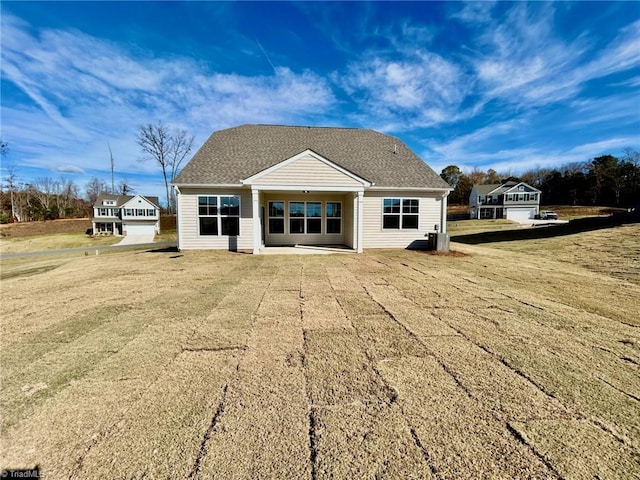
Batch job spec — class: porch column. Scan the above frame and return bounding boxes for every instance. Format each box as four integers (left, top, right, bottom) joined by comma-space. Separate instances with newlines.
356, 191, 364, 253
440, 192, 449, 233
252, 187, 261, 254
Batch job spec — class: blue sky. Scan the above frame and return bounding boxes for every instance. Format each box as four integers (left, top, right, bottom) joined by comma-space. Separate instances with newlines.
1, 1, 639, 201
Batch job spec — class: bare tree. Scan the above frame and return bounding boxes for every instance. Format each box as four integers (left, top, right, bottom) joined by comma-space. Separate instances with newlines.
55, 178, 78, 218
32, 177, 57, 216
117, 178, 135, 196
137, 122, 194, 214
3, 161, 22, 221
85, 177, 110, 205
468, 167, 486, 186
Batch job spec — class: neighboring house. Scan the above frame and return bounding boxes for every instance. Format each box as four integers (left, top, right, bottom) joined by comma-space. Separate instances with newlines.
469, 181, 541, 221
92, 194, 160, 236
172, 124, 452, 253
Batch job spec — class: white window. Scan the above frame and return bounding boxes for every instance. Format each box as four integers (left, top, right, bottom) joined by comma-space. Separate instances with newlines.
268, 201, 285, 234
98, 208, 107, 216
383, 198, 419, 230
326, 202, 341, 234
289, 201, 321, 234
146, 209, 156, 216
198, 195, 240, 236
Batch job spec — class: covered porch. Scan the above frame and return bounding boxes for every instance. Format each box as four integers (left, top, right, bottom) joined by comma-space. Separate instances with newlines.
243, 149, 372, 255
250, 187, 365, 255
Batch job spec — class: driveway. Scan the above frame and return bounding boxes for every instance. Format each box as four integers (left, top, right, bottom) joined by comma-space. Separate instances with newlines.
117, 233, 156, 245
514, 218, 569, 226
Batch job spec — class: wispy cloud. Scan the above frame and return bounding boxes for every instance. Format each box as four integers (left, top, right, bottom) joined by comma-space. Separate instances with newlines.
335, 50, 469, 129
1, 3, 637, 199
55, 165, 85, 174
1, 13, 336, 183
451, 1, 497, 24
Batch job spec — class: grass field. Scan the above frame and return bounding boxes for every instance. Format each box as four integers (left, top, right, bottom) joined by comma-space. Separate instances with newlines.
1, 223, 639, 478
0, 230, 177, 254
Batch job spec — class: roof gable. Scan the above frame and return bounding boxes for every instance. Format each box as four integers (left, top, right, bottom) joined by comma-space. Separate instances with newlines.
121, 194, 160, 209
503, 182, 540, 194
173, 125, 450, 190
243, 150, 370, 190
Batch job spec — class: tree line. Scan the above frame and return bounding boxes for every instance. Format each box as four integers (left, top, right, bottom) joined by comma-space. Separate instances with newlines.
441, 150, 640, 207
0, 173, 136, 223
1, 122, 193, 223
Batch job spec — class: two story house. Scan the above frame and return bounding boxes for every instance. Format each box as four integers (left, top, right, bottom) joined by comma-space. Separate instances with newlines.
469, 181, 541, 221
92, 194, 161, 237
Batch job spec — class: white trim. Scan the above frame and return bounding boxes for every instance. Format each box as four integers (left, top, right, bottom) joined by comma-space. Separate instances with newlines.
356, 192, 364, 253
175, 186, 183, 250
196, 194, 241, 237
381, 197, 420, 231
120, 194, 160, 210
369, 186, 452, 192
248, 184, 365, 192
288, 200, 323, 235
325, 201, 342, 236
267, 200, 286, 235
503, 182, 541, 194
440, 191, 449, 234
252, 189, 260, 254
242, 149, 372, 187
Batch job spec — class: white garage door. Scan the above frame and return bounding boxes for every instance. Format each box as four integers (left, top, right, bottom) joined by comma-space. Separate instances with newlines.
125, 224, 156, 236
507, 208, 536, 222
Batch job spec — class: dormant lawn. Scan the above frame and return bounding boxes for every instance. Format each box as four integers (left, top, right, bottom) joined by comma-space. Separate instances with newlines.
1, 223, 639, 479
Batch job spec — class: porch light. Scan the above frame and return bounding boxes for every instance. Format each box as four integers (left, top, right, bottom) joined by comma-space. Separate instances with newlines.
303, 190, 309, 193
434, 224, 439, 232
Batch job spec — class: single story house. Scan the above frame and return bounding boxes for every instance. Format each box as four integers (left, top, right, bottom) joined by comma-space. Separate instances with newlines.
92, 194, 160, 236
469, 181, 541, 221
172, 125, 452, 253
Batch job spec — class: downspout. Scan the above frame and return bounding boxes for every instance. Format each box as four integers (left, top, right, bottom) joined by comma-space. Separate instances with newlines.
174, 186, 182, 250
440, 191, 450, 234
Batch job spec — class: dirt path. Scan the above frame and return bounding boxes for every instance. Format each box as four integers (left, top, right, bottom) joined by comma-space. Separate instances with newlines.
1, 238, 639, 478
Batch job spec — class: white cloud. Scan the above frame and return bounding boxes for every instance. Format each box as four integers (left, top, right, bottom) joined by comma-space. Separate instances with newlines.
55, 165, 85, 174
1, 13, 336, 183
465, 5, 640, 110
451, 1, 497, 24
336, 51, 469, 129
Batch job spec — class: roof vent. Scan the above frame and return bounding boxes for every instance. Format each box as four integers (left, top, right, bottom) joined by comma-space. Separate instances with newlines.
393, 144, 397, 154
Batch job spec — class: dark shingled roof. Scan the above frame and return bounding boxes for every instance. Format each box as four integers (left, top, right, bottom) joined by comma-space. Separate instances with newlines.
174, 125, 450, 189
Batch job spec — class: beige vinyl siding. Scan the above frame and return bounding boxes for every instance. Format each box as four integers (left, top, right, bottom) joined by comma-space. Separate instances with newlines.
251, 155, 363, 187
177, 187, 253, 251
263, 193, 349, 246
362, 191, 442, 249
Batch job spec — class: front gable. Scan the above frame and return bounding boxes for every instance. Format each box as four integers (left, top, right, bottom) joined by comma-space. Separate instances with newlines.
242, 150, 371, 191
503, 182, 540, 194
121, 195, 159, 210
